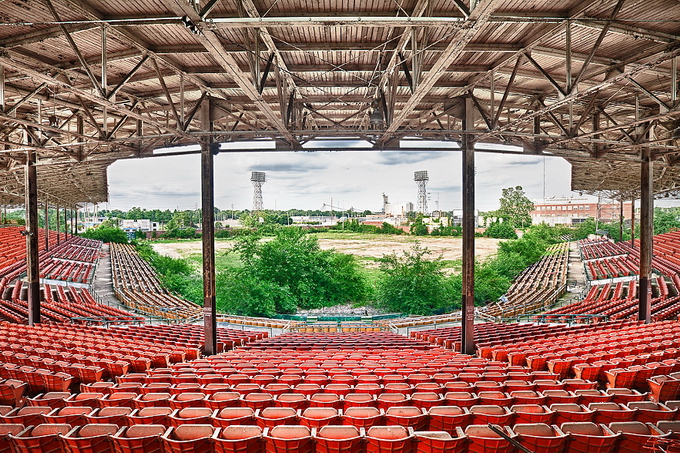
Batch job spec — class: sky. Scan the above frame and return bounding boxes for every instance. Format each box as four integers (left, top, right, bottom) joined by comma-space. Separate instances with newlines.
103, 141, 582, 213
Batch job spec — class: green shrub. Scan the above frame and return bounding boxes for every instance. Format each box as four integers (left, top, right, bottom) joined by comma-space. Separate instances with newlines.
376, 244, 458, 315
226, 228, 370, 312
485, 221, 517, 239
81, 226, 129, 244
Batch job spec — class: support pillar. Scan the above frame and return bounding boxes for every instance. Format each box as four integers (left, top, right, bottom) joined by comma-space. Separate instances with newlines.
631, 198, 635, 248
461, 96, 476, 355
63, 207, 68, 240
201, 99, 217, 356
25, 150, 40, 325
44, 203, 49, 251
639, 148, 653, 323
56, 206, 61, 244
619, 197, 624, 243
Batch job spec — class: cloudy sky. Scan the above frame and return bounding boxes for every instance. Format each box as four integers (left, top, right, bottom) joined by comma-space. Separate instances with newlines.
105, 142, 580, 213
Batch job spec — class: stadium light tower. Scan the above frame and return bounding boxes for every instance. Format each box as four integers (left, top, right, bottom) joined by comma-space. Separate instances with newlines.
414, 171, 429, 214
251, 171, 266, 211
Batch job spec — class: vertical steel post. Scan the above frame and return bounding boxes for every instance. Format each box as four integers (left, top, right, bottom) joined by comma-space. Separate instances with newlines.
619, 197, 624, 243
639, 148, 653, 323
56, 205, 61, 244
631, 198, 635, 248
63, 207, 68, 240
461, 96, 476, 355
44, 202, 49, 251
201, 99, 217, 355
25, 150, 40, 325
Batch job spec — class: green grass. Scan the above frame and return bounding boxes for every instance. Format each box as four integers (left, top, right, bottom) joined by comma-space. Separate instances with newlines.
186, 249, 243, 270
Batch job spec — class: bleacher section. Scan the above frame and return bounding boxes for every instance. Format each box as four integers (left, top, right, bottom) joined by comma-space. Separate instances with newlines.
0, 324, 677, 451
109, 243, 202, 321
544, 233, 680, 322
0, 228, 101, 291
0, 227, 135, 325
376, 242, 570, 328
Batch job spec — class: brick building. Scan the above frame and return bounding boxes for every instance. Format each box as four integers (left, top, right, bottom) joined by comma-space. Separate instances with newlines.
530, 196, 633, 226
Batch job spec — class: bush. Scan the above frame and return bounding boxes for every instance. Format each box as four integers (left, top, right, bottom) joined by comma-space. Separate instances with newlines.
376, 244, 458, 315
484, 221, 517, 239
226, 228, 371, 312
81, 226, 129, 244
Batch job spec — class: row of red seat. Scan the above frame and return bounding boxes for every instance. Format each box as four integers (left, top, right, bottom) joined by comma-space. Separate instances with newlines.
109, 243, 203, 321
9, 421, 670, 453
483, 242, 570, 319
579, 238, 631, 261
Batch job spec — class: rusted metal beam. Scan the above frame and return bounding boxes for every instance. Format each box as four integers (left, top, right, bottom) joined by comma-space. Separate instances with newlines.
44, 202, 49, 251
639, 146, 652, 323
461, 96, 475, 355
201, 98, 217, 356
25, 149, 40, 325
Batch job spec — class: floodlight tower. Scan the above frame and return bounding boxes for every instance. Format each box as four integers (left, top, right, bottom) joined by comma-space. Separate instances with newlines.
414, 171, 429, 214
251, 172, 266, 211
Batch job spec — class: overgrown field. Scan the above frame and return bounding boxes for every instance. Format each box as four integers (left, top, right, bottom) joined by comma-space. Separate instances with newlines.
139, 224, 568, 317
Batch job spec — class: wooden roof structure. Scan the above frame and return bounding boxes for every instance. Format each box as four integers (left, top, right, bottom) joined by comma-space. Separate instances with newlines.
0, 0, 679, 206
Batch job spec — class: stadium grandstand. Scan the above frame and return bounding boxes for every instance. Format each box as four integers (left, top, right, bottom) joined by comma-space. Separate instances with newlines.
1, 0, 680, 451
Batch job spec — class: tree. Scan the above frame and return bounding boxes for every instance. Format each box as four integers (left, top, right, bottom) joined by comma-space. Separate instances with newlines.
496, 186, 534, 228
223, 228, 370, 312
410, 215, 429, 236
376, 244, 457, 315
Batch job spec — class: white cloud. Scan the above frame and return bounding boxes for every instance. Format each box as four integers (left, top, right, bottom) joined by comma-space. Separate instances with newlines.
105, 145, 576, 212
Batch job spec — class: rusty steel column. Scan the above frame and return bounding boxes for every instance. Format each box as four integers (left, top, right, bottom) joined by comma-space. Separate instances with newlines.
25, 150, 40, 325
461, 96, 476, 355
619, 197, 624, 243
201, 99, 217, 355
56, 205, 61, 244
63, 207, 68, 240
44, 202, 49, 251
630, 198, 635, 248
639, 148, 653, 323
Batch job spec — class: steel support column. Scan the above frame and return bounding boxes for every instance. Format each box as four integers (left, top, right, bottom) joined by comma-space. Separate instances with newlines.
631, 198, 635, 248
619, 198, 624, 243
639, 148, 653, 323
25, 150, 40, 325
461, 96, 476, 355
44, 203, 49, 251
56, 206, 60, 244
201, 99, 217, 356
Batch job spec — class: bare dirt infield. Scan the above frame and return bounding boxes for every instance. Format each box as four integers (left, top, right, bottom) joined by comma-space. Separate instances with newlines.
152, 234, 502, 263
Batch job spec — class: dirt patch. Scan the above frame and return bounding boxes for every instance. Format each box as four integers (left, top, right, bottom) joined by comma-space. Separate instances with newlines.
151, 236, 502, 262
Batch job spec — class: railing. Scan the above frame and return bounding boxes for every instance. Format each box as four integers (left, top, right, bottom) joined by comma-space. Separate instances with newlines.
69, 316, 145, 327
500, 313, 609, 324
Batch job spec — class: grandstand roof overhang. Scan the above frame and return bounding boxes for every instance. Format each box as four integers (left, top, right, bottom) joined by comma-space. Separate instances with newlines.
0, 0, 679, 205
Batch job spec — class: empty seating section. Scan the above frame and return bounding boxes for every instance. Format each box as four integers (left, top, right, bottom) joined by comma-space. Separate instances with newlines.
0, 227, 130, 325
0, 326, 677, 451
0, 228, 101, 291
0, 283, 141, 325
411, 320, 629, 351
109, 243, 202, 320
479, 242, 569, 319
547, 233, 680, 322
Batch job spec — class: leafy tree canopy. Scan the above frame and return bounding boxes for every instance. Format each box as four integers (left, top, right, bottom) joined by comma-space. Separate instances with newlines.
496, 186, 534, 228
